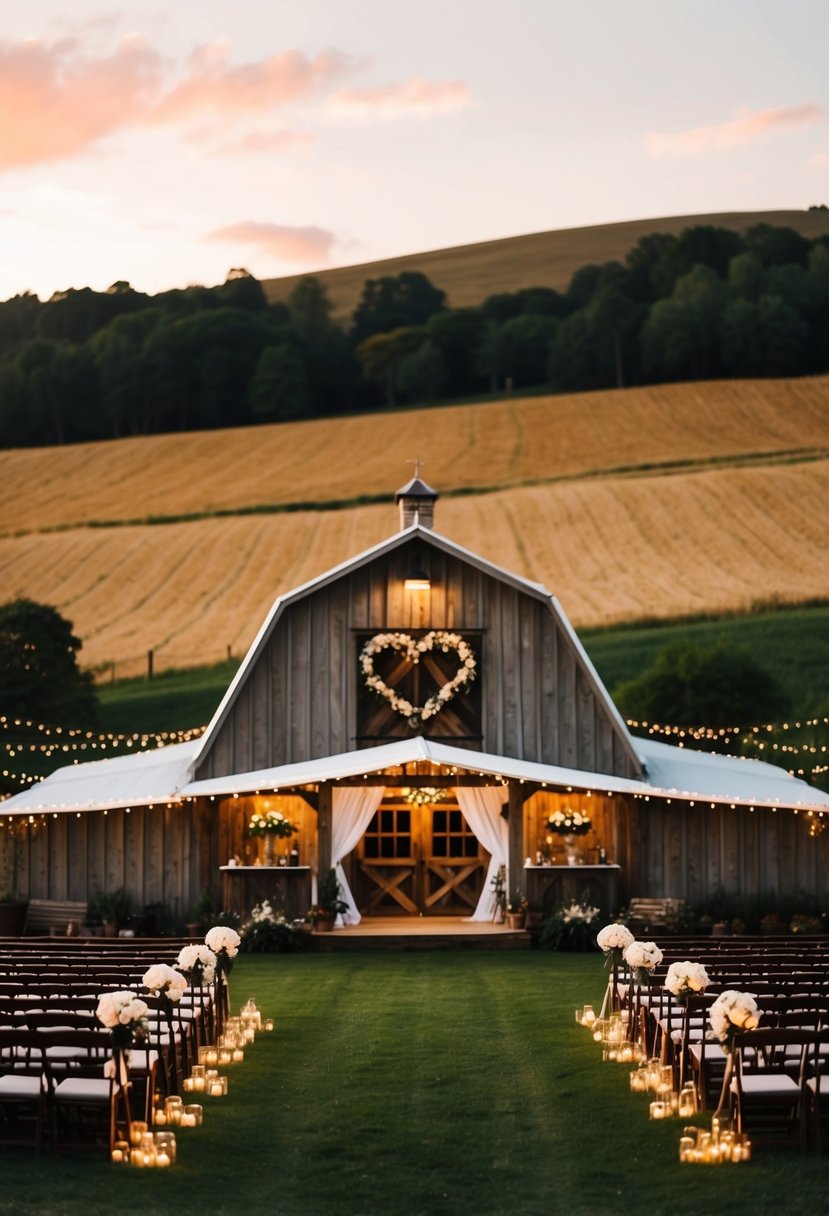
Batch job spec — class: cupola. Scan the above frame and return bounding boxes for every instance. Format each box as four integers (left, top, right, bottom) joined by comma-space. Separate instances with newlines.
395, 471, 438, 530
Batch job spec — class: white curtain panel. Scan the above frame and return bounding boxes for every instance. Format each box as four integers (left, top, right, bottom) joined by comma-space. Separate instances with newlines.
454, 785, 509, 921
331, 786, 386, 925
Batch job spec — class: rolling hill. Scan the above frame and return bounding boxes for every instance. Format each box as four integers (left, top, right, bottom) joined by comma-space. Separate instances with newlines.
262, 209, 829, 319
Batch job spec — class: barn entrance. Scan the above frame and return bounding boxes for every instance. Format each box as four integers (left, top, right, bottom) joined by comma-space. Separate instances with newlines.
354, 792, 487, 917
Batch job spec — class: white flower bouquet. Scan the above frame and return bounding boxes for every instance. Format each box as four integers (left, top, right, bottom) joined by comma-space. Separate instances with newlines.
176, 943, 218, 986
707, 990, 761, 1053
542, 902, 601, 951
545, 809, 592, 837
205, 925, 242, 976
623, 939, 664, 984
596, 922, 634, 967
96, 989, 149, 1051
142, 962, 189, 1005
245, 809, 298, 839
664, 960, 710, 1004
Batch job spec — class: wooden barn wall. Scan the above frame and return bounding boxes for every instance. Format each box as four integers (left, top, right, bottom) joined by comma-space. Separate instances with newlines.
0, 801, 219, 920
619, 799, 829, 906
196, 540, 639, 781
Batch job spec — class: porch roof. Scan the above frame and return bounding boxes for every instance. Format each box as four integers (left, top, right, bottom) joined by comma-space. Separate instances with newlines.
3, 734, 828, 817
181, 735, 829, 813
0, 739, 199, 814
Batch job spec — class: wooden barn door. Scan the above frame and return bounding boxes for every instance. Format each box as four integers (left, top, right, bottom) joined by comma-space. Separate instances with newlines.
354, 794, 486, 917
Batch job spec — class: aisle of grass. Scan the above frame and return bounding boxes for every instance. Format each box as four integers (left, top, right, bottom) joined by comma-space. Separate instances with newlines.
1, 953, 824, 1216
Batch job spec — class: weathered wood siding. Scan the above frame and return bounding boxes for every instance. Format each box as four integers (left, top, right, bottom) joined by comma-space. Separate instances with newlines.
2, 802, 218, 920
619, 798, 829, 906
196, 538, 639, 781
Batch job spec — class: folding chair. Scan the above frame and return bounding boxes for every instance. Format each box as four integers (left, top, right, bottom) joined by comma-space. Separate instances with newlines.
729, 1028, 815, 1148
0, 1028, 48, 1150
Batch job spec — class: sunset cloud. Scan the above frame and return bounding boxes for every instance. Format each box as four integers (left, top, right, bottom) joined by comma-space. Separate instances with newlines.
205, 221, 337, 264
153, 41, 353, 124
184, 127, 314, 155
327, 75, 473, 121
0, 33, 162, 169
0, 32, 350, 171
645, 104, 823, 157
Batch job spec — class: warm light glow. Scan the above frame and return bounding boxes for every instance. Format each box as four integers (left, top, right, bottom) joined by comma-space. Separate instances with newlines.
404, 576, 431, 592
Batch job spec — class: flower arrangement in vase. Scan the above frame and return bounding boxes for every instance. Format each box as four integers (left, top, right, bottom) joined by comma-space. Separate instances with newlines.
245, 809, 298, 865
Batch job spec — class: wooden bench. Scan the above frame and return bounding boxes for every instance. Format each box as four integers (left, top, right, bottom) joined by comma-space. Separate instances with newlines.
626, 897, 685, 933
22, 899, 88, 936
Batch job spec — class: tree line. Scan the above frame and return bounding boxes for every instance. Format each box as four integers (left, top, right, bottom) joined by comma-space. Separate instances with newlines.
2, 221, 829, 446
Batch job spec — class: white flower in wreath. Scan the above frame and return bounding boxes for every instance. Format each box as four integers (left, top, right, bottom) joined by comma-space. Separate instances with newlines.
360, 630, 476, 723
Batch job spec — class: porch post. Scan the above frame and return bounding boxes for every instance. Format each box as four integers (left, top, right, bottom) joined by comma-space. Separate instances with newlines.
317, 782, 333, 881
507, 782, 524, 902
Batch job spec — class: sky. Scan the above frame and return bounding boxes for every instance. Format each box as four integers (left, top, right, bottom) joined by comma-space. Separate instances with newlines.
2, 0, 829, 301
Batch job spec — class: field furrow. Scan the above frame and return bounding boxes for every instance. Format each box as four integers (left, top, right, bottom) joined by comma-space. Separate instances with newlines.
1, 460, 827, 678
2, 377, 829, 534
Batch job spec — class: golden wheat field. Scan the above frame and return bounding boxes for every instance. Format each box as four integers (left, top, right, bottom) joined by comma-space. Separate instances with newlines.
2, 456, 829, 678
2, 376, 829, 536
263, 209, 829, 319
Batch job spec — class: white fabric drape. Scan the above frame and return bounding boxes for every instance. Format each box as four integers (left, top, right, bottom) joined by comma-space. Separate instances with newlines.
454, 786, 508, 921
331, 786, 385, 925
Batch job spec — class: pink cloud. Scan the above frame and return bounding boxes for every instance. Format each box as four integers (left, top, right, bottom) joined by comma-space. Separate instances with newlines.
645, 104, 823, 157
152, 40, 353, 123
186, 127, 314, 155
0, 33, 162, 169
328, 75, 473, 120
205, 221, 337, 264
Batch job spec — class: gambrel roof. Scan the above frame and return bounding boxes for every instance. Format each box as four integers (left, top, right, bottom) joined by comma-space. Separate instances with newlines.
190, 520, 642, 776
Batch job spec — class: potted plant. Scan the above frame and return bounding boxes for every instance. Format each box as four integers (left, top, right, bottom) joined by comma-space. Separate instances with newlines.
186, 889, 215, 937
0, 891, 28, 936
313, 869, 348, 931
506, 891, 527, 930
0, 823, 28, 935
90, 887, 131, 937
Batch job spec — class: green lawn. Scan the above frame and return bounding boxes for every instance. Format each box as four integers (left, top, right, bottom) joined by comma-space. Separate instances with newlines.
1, 953, 824, 1216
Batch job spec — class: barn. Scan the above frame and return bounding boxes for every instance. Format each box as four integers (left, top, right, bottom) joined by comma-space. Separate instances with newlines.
3, 477, 828, 930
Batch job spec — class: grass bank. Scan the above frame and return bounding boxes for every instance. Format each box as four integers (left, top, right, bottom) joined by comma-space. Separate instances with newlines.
95, 605, 829, 737
0, 953, 823, 1216
583, 603, 829, 717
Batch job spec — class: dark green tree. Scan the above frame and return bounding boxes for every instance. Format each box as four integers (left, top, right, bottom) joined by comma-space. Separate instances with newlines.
355, 326, 428, 405
497, 314, 557, 388
215, 269, 267, 312
398, 339, 446, 403
287, 276, 335, 340
250, 343, 314, 420
0, 599, 98, 727
613, 639, 789, 734
427, 308, 488, 396
624, 232, 680, 301
727, 253, 766, 301
350, 273, 446, 344
743, 224, 811, 268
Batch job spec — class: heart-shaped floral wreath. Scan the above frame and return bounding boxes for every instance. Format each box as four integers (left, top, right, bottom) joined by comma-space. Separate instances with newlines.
360, 630, 476, 724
